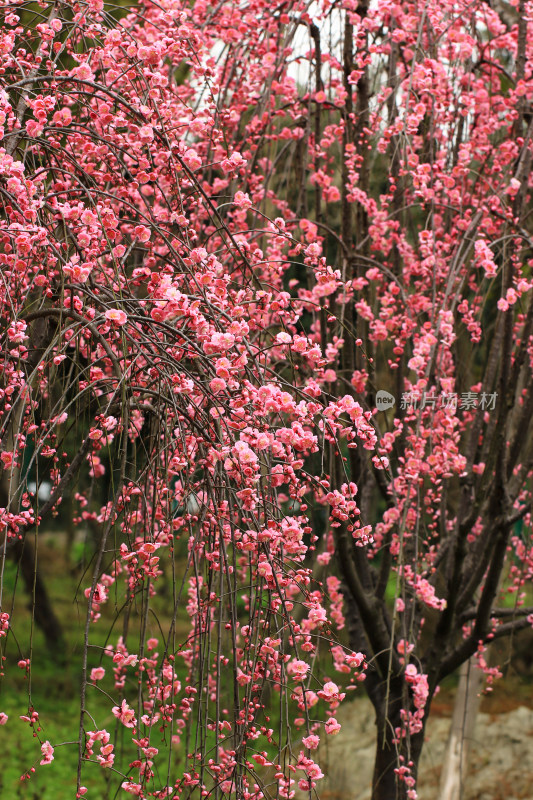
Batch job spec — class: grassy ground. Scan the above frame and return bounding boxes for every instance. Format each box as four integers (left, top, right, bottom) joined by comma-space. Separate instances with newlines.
0, 535, 191, 799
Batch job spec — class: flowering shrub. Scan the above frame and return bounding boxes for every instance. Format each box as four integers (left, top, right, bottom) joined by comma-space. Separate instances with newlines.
1, 0, 533, 798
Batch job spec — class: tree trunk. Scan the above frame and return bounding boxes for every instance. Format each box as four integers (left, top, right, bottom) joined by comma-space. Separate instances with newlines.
372, 728, 402, 800
1, 313, 64, 659
12, 537, 65, 660
371, 683, 427, 800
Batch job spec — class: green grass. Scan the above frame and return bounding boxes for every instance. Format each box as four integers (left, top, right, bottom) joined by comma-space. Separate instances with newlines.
0, 537, 192, 799
0, 533, 341, 796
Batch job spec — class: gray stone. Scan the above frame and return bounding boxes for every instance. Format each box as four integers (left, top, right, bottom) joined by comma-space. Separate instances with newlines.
295, 698, 533, 800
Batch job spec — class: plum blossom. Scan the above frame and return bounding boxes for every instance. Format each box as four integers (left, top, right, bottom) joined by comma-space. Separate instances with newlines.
112, 699, 137, 728
70, 63, 94, 81
325, 717, 341, 735
302, 734, 320, 749
105, 309, 127, 325
183, 149, 202, 170
234, 190, 252, 208
288, 660, 310, 681
40, 740, 54, 765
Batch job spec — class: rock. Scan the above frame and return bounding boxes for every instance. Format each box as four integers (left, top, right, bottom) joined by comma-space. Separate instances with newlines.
296, 699, 533, 800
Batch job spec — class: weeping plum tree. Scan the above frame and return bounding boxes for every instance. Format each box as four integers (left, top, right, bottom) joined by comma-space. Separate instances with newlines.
1, 0, 533, 797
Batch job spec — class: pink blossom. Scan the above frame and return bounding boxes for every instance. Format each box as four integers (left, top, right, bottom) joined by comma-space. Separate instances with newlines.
97, 742, 115, 768
209, 377, 226, 393
305, 242, 321, 259
105, 309, 127, 325
288, 660, 310, 681
345, 651, 365, 668
139, 125, 154, 143
234, 190, 252, 208
183, 149, 202, 170
71, 63, 94, 81
121, 781, 143, 795
112, 699, 137, 728
308, 604, 327, 626
302, 734, 320, 749
325, 718, 341, 735
134, 225, 151, 243
297, 753, 324, 781
506, 178, 521, 196
40, 740, 54, 765
317, 681, 341, 700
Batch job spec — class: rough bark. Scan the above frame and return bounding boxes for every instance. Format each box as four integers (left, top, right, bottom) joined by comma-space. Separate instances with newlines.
371, 684, 426, 800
